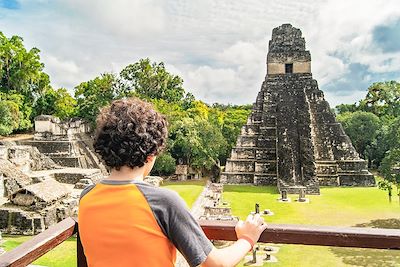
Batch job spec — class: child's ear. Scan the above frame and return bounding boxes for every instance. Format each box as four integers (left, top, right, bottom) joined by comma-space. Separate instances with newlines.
146, 155, 156, 163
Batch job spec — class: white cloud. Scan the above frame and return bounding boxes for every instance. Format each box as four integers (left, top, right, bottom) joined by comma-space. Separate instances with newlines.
42, 54, 81, 89
304, 0, 400, 88
62, 0, 166, 39
1, 0, 399, 106
325, 90, 367, 108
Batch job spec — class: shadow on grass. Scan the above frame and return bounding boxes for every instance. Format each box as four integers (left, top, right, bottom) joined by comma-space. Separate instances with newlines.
330, 218, 400, 267
223, 185, 279, 194
354, 218, 400, 229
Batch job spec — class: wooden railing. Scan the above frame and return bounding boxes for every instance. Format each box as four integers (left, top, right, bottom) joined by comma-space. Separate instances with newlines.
0, 218, 399, 267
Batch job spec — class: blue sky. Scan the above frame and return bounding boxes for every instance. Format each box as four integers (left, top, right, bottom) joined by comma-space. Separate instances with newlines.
0, 0, 399, 107
0, 0, 19, 10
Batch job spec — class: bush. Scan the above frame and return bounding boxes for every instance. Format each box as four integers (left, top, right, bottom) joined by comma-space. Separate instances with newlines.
152, 152, 176, 176
0, 102, 14, 135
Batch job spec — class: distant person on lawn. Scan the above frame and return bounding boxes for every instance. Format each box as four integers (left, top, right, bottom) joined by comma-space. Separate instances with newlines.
78, 97, 267, 267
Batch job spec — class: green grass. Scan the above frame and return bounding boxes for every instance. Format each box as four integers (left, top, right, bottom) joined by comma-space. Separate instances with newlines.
2, 235, 77, 267
162, 178, 207, 207
222, 185, 400, 266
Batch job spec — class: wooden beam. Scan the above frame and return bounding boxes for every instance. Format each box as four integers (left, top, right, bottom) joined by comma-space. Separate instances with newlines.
199, 220, 400, 249
1, 218, 399, 267
77, 229, 88, 267
0, 217, 77, 267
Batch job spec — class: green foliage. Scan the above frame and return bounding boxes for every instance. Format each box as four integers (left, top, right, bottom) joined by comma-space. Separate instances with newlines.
33, 88, 77, 120
75, 73, 117, 124
378, 179, 393, 201
170, 117, 227, 170
335, 81, 400, 171
360, 81, 400, 118
220, 107, 251, 156
335, 103, 358, 114
119, 58, 187, 103
0, 32, 50, 99
0, 101, 14, 135
0, 92, 32, 132
380, 148, 400, 201
336, 111, 381, 160
70, 59, 248, 174
0, 31, 51, 135
152, 152, 176, 176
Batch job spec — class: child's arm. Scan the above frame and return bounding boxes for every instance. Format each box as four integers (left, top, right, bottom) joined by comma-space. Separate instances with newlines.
202, 214, 267, 267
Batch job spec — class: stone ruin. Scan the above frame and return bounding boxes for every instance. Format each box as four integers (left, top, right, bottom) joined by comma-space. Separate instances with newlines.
0, 115, 106, 234
221, 24, 375, 194
198, 183, 238, 221
20, 115, 107, 174
174, 165, 202, 180
0, 155, 76, 235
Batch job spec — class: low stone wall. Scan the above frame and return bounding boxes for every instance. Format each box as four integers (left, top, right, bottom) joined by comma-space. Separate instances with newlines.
254, 174, 277, 185
0, 199, 77, 235
52, 156, 82, 168
339, 174, 375, 186
204, 206, 232, 216
220, 173, 254, 184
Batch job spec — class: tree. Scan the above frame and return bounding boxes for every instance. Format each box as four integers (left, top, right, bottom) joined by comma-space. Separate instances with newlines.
53, 88, 77, 120
0, 32, 50, 99
151, 152, 176, 176
170, 117, 227, 171
0, 32, 51, 134
378, 179, 393, 202
379, 148, 400, 203
75, 73, 117, 124
119, 58, 188, 103
33, 88, 77, 120
360, 81, 400, 118
220, 107, 251, 150
335, 103, 358, 114
0, 92, 32, 132
0, 100, 14, 135
336, 111, 381, 162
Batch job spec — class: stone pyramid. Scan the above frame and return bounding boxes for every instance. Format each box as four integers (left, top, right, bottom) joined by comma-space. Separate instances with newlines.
220, 24, 375, 194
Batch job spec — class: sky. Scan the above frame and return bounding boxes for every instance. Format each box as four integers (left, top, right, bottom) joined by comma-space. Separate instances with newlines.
0, 0, 399, 107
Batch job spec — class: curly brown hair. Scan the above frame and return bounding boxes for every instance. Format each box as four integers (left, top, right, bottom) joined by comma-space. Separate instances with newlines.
93, 98, 167, 170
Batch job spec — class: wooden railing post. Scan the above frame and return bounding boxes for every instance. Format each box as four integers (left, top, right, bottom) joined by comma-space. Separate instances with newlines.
72, 218, 88, 267
77, 231, 88, 267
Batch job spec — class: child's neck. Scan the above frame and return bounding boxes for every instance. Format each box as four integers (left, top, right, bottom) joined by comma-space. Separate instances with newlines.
105, 166, 146, 181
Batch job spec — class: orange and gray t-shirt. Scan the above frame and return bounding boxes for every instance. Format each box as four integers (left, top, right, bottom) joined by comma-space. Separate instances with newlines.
78, 180, 213, 267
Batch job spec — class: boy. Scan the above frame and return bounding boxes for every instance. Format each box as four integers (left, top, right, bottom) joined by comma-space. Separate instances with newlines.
78, 98, 267, 267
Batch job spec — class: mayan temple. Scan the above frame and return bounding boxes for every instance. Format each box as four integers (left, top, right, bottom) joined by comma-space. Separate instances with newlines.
221, 24, 375, 194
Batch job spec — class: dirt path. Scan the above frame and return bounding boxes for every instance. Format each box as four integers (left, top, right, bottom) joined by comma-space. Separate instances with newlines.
0, 134, 33, 142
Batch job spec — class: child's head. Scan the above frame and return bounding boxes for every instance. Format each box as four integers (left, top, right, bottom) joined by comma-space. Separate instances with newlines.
93, 98, 167, 171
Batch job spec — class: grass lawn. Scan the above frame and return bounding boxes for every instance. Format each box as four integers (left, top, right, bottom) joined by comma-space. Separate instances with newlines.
162, 178, 207, 208
0, 179, 207, 267
2, 235, 77, 267
222, 185, 400, 267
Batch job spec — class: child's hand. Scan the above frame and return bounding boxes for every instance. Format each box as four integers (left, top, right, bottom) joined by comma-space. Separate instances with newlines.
235, 214, 268, 245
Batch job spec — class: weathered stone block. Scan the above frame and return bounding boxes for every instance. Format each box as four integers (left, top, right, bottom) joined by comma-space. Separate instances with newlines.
255, 162, 276, 173
254, 174, 277, 185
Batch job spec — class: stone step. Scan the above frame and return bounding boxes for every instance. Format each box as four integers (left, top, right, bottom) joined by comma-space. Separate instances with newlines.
221, 172, 276, 176
227, 158, 276, 162
317, 174, 339, 177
